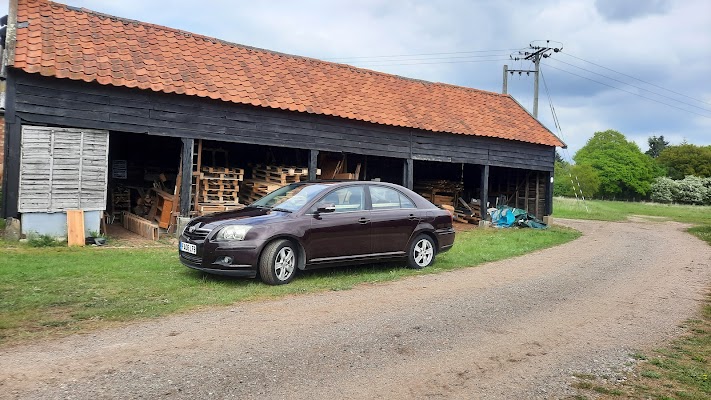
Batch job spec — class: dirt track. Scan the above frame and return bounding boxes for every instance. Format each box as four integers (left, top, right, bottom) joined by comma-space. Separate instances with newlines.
1, 218, 710, 399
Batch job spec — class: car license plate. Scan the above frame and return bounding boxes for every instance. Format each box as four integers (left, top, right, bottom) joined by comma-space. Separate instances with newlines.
180, 241, 197, 254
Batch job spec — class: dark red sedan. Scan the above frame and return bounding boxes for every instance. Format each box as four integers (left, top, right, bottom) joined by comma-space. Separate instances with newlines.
179, 181, 455, 285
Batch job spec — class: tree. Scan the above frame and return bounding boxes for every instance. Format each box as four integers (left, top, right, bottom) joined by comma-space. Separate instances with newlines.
555, 150, 566, 164
554, 162, 601, 198
656, 144, 711, 179
645, 135, 669, 158
574, 130, 657, 199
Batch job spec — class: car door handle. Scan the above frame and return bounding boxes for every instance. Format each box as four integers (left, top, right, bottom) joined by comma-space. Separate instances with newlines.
358, 217, 370, 224
408, 214, 418, 221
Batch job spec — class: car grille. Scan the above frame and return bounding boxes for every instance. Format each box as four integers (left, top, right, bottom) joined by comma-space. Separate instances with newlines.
183, 228, 211, 242
180, 252, 203, 266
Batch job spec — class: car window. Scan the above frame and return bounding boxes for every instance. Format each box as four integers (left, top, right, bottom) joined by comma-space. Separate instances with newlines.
251, 183, 328, 212
315, 186, 365, 213
370, 186, 416, 210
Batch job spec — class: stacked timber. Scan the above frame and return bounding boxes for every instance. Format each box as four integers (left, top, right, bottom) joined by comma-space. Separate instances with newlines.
238, 179, 283, 204
196, 166, 245, 215
414, 180, 464, 208
251, 164, 309, 185
237, 164, 311, 204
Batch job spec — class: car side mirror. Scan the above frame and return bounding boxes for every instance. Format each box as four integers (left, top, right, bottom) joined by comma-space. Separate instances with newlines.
315, 203, 336, 214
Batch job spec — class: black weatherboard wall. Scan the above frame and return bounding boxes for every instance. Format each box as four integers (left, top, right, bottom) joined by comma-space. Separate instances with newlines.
1, 70, 555, 218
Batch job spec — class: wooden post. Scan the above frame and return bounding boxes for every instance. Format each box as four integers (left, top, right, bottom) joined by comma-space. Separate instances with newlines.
524, 173, 530, 213
535, 172, 541, 217
403, 158, 413, 189
480, 164, 489, 221
1, 70, 20, 218
180, 138, 193, 217
192, 139, 203, 214
545, 171, 553, 216
308, 149, 319, 181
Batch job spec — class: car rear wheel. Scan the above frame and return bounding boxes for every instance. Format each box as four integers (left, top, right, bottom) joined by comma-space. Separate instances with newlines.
259, 239, 297, 285
407, 234, 435, 269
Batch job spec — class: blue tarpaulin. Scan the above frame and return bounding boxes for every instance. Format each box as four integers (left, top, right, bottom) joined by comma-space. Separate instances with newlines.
488, 205, 548, 229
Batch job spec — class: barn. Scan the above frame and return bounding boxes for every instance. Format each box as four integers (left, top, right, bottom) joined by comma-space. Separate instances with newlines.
0, 0, 564, 238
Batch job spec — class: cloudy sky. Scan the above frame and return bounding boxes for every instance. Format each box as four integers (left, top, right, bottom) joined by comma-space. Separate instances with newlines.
2, 0, 710, 160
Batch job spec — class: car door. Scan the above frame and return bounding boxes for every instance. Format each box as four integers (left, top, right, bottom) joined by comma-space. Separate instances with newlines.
368, 185, 421, 254
303, 185, 372, 263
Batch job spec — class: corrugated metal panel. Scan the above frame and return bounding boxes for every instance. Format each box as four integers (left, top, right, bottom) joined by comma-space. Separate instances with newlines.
19, 126, 109, 212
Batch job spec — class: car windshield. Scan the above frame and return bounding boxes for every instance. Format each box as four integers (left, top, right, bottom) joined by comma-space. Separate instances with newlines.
251, 183, 329, 212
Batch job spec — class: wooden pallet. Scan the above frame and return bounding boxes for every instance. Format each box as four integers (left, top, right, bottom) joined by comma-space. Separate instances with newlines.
201, 181, 240, 190
253, 164, 309, 176
253, 170, 301, 184
238, 179, 282, 203
200, 172, 244, 181
197, 203, 245, 215
201, 193, 239, 202
238, 193, 262, 204
202, 166, 245, 174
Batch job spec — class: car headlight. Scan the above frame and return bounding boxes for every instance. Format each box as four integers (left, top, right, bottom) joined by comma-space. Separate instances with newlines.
215, 225, 252, 241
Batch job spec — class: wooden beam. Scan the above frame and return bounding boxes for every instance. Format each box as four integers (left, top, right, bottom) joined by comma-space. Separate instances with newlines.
308, 149, 319, 180
192, 138, 202, 213
180, 137, 193, 216
480, 164, 489, 220
524, 173, 530, 213
535, 172, 541, 217
1, 69, 21, 218
545, 171, 553, 216
403, 158, 413, 189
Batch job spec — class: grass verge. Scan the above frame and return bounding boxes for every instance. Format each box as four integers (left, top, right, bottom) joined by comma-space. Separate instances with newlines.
0, 226, 579, 346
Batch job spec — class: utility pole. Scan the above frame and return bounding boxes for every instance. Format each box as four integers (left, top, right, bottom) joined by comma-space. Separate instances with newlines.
505, 40, 562, 119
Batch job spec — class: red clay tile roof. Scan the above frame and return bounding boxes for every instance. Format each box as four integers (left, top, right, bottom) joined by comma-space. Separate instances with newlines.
9, 0, 565, 148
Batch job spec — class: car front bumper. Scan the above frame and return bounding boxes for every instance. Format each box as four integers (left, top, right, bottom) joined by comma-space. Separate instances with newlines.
179, 235, 262, 278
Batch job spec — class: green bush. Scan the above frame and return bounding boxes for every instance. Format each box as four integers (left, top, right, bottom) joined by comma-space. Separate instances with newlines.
651, 176, 711, 205
650, 177, 675, 203
674, 176, 707, 205
26, 233, 66, 247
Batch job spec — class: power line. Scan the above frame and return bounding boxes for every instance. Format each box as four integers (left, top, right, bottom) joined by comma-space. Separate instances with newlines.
540, 68, 589, 213
560, 52, 711, 106
542, 63, 711, 119
548, 58, 711, 113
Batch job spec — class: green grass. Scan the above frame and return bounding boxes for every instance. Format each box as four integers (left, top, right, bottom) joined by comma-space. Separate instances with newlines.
0, 226, 579, 345
553, 197, 711, 225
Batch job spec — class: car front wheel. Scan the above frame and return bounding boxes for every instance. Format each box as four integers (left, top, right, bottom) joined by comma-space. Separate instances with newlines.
259, 239, 297, 285
407, 234, 435, 269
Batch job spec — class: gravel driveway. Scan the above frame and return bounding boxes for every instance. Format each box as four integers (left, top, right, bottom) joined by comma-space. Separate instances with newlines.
1, 218, 710, 399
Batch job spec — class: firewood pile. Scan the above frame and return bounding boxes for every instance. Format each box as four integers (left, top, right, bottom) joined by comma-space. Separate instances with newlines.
414, 180, 464, 207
